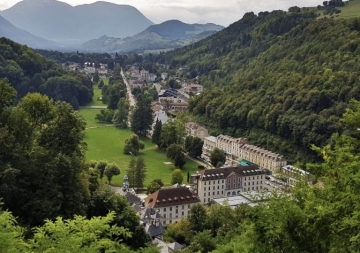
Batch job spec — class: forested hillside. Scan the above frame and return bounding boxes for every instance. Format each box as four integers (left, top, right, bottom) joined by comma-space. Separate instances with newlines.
166, 10, 360, 163
0, 38, 93, 108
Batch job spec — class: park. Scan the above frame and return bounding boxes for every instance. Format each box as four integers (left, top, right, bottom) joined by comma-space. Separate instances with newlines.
80, 87, 199, 187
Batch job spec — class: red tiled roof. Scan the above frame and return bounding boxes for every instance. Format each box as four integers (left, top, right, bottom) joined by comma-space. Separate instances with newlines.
145, 187, 200, 208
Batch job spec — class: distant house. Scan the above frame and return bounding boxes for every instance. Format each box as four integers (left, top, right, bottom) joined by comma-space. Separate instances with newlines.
161, 73, 168, 80
144, 185, 200, 226
140, 70, 150, 82
183, 84, 203, 94
140, 207, 166, 239
149, 73, 157, 82
161, 101, 188, 112
153, 238, 183, 253
133, 80, 147, 88
185, 122, 209, 140
280, 165, 312, 185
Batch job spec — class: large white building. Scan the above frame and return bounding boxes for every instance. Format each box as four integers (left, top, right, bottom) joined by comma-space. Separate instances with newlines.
191, 166, 266, 204
144, 185, 200, 226
202, 134, 287, 173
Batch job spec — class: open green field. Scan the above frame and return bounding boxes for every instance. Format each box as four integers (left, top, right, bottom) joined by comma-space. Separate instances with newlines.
86, 78, 108, 106
338, 0, 360, 18
80, 109, 199, 186
80, 109, 106, 128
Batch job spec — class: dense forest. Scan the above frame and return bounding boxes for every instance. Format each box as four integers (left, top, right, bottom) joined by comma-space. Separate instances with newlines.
0, 38, 93, 109
0, 79, 157, 252
165, 10, 360, 163
162, 100, 360, 252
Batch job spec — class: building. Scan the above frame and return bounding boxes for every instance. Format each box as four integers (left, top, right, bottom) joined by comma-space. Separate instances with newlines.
161, 73, 168, 80
202, 136, 217, 161
201, 134, 287, 173
161, 101, 188, 112
280, 165, 312, 185
140, 207, 166, 239
144, 185, 200, 226
212, 191, 274, 208
140, 70, 150, 82
183, 84, 203, 94
239, 144, 287, 173
149, 73, 157, 82
185, 122, 209, 140
191, 166, 266, 204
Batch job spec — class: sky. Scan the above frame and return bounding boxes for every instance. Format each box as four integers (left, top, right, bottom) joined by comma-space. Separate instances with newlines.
0, 0, 321, 26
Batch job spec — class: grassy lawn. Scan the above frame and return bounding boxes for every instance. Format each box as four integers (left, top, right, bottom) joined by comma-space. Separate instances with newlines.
338, 0, 360, 18
80, 109, 107, 128
87, 78, 108, 106
80, 108, 199, 187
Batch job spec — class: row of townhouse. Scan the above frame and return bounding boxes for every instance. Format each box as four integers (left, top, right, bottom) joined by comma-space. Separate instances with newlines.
191, 165, 267, 204
202, 134, 287, 173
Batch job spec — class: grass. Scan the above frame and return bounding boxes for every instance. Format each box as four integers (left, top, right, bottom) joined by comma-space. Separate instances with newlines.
86, 78, 108, 106
337, 0, 360, 18
80, 109, 106, 128
80, 109, 200, 187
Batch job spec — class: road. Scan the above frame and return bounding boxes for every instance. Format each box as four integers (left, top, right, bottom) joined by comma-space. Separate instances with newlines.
79, 105, 107, 109
120, 68, 135, 107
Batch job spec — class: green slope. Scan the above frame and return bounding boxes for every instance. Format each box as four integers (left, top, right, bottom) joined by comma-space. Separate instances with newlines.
338, 0, 360, 18
165, 11, 360, 163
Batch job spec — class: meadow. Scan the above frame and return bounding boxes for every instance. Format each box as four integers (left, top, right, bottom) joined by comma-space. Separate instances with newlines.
80, 109, 199, 186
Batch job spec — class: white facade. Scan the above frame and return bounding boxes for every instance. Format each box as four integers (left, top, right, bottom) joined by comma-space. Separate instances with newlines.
144, 186, 200, 226
192, 166, 266, 204
161, 73, 168, 80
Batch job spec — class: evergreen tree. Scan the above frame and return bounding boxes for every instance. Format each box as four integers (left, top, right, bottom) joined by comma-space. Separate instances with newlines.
93, 70, 100, 83
113, 97, 129, 128
131, 95, 153, 137
134, 158, 147, 188
127, 157, 136, 188
152, 119, 162, 147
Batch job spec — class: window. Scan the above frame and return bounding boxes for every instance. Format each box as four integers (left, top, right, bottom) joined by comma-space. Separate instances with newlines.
163, 221, 166, 225
218, 180, 219, 183
256, 186, 258, 190
204, 193, 206, 196
204, 187, 206, 191
208, 187, 210, 190
222, 191, 223, 194
164, 208, 166, 212
204, 182, 206, 185
261, 181, 262, 184
260, 186, 262, 189
188, 205, 190, 208
217, 186, 219, 189
244, 183, 246, 186
257, 176, 259, 179
176, 206, 178, 208
252, 182, 254, 185
176, 209, 178, 214
182, 211, 184, 216
253, 176, 254, 180
164, 214, 166, 218
217, 191, 219, 195
213, 186, 215, 190
222, 180, 224, 183
182, 205, 184, 209
209, 181, 211, 185
170, 207, 172, 211
170, 220, 172, 224
252, 187, 254, 190
222, 185, 224, 189
170, 213, 172, 217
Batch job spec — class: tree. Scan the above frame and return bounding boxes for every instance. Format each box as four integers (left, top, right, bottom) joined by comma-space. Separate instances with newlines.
187, 171, 190, 183
188, 203, 207, 233
98, 79, 104, 89
127, 157, 136, 188
93, 70, 100, 83
163, 219, 192, 245
147, 181, 161, 194
166, 144, 186, 168
29, 212, 131, 253
134, 158, 147, 188
185, 136, 204, 157
160, 120, 178, 148
210, 148, 226, 167
152, 178, 164, 187
123, 134, 145, 156
104, 162, 120, 184
95, 160, 108, 181
113, 97, 129, 128
152, 119, 162, 147
131, 95, 153, 137
171, 169, 183, 185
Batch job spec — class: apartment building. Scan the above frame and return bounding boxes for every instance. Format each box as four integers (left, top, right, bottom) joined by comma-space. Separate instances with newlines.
191, 166, 266, 204
144, 185, 200, 226
280, 165, 312, 185
202, 134, 287, 173
185, 122, 209, 140
140, 70, 150, 82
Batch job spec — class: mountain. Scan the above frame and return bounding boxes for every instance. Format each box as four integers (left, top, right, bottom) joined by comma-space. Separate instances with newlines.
0, 0, 154, 45
81, 20, 224, 53
0, 15, 57, 49
165, 10, 360, 163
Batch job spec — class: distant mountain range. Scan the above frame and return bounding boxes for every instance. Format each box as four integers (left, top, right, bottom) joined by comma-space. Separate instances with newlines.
0, 0, 154, 45
81, 20, 224, 53
0, 14, 58, 49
